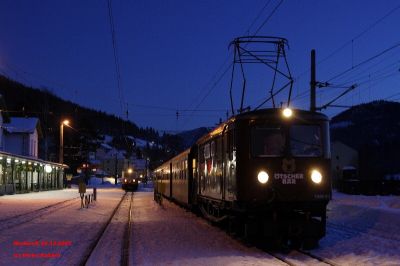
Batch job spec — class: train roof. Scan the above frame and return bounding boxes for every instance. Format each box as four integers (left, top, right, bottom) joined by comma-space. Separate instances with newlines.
235, 108, 329, 121
154, 108, 329, 172
154, 147, 192, 172
196, 108, 329, 144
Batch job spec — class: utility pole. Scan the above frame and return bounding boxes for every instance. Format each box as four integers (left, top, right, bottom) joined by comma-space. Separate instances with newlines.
310, 49, 316, 112
114, 152, 118, 185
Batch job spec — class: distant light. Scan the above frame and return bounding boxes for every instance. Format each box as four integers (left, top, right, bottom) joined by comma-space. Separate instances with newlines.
282, 108, 293, 118
127, 168, 133, 174
0, 157, 3, 160
45, 165, 52, 173
22, 161, 26, 164
28, 162, 32, 165
15, 159, 19, 163
62, 119, 70, 126
140, 174, 143, 178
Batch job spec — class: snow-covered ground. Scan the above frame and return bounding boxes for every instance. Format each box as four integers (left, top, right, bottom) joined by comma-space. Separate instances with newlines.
0, 188, 125, 266
1, 187, 400, 265
313, 191, 400, 265
129, 191, 287, 266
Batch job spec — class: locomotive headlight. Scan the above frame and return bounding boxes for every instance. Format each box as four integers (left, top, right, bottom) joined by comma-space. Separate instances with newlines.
311, 169, 323, 184
257, 170, 269, 184
282, 108, 293, 118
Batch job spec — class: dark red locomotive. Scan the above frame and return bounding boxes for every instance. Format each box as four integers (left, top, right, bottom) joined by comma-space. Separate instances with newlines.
155, 107, 331, 248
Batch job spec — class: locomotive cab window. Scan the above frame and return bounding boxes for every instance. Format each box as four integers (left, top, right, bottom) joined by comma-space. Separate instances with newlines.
290, 125, 322, 157
251, 126, 285, 157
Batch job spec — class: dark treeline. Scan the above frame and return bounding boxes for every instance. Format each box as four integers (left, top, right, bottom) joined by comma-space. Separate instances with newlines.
0, 75, 187, 171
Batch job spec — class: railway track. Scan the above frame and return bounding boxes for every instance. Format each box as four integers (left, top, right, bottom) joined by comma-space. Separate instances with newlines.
80, 191, 134, 266
262, 248, 337, 266
0, 197, 80, 231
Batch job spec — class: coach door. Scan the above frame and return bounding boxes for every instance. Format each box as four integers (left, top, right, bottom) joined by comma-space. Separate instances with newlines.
224, 126, 236, 201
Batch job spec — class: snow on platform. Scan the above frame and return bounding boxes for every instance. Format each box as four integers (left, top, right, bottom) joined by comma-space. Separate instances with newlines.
129, 192, 286, 266
0, 189, 81, 220
1, 188, 400, 265
0, 188, 125, 266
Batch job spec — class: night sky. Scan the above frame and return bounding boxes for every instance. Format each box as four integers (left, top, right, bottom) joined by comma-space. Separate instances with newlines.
0, 0, 399, 132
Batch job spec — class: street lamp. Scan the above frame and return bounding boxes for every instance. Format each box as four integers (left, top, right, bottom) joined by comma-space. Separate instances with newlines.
59, 119, 70, 164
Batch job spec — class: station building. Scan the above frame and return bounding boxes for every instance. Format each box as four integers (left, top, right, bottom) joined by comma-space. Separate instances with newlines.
0, 113, 67, 196
0, 151, 65, 195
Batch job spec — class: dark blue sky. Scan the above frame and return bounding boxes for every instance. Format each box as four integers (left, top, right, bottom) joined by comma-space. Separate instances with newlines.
1, 0, 399, 131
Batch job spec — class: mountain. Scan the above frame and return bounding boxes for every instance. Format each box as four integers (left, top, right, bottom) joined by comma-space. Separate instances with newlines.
331, 100, 400, 179
177, 127, 210, 149
0, 75, 174, 171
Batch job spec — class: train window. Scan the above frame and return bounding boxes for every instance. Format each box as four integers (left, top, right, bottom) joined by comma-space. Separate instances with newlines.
290, 125, 322, 157
227, 130, 236, 160
211, 141, 215, 157
199, 146, 205, 163
204, 143, 211, 159
251, 126, 285, 157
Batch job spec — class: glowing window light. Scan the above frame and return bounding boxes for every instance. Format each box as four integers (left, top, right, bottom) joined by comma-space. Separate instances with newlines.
44, 165, 52, 173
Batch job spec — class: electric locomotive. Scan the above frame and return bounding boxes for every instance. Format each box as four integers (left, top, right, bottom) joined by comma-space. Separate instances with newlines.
122, 168, 139, 191
154, 107, 331, 248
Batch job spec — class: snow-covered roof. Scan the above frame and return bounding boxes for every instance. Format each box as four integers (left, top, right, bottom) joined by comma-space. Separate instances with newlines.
330, 120, 353, 129
105, 148, 126, 159
3, 117, 41, 134
100, 143, 113, 150
102, 135, 113, 144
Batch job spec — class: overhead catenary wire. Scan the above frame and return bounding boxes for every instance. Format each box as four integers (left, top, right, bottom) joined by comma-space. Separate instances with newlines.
294, 3, 400, 81
325, 42, 400, 83
181, 0, 285, 129
291, 3, 400, 109
107, 0, 125, 114
106, 0, 133, 153
252, 0, 283, 36
291, 41, 400, 109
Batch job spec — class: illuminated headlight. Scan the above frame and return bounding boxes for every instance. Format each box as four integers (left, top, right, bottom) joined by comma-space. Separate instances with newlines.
311, 169, 322, 184
282, 108, 293, 118
257, 171, 269, 184
133, 179, 136, 182
124, 178, 127, 183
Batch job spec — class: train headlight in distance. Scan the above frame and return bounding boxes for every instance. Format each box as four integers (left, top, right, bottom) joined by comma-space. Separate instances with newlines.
311, 169, 322, 184
282, 108, 293, 118
257, 170, 269, 184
